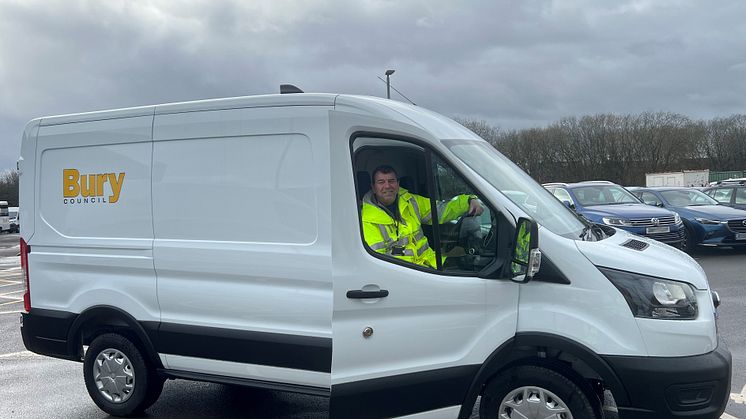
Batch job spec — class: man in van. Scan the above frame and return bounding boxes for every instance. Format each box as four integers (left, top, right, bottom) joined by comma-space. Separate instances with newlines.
361, 165, 482, 268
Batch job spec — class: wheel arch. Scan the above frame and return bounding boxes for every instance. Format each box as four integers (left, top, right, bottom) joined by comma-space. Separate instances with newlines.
67, 305, 162, 369
457, 332, 630, 419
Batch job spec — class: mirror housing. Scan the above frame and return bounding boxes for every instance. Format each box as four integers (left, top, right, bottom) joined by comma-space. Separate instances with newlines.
562, 200, 575, 210
510, 217, 541, 283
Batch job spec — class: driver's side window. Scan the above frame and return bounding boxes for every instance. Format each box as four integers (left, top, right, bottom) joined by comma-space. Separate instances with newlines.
353, 138, 498, 275
432, 154, 496, 273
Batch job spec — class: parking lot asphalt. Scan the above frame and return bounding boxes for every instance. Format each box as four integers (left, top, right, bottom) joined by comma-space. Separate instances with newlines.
0, 232, 743, 418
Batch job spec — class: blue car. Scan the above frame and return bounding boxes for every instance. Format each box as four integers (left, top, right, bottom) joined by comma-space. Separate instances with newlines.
543, 181, 684, 247
629, 186, 746, 251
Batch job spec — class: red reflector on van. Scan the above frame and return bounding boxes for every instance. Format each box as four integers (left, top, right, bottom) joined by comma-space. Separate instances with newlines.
20, 238, 30, 312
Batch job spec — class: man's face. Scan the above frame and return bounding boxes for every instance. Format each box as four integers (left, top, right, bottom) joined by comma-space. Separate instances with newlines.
372, 171, 399, 205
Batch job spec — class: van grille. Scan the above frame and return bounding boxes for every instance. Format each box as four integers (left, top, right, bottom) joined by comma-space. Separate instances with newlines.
726, 219, 746, 233
621, 239, 649, 251
629, 216, 677, 227
643, 229, 684, 244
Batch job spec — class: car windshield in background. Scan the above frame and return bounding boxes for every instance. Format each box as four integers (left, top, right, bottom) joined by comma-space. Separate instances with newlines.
573, 185, 639, 206
661, 189, 719, 207
443, 139, 587, 239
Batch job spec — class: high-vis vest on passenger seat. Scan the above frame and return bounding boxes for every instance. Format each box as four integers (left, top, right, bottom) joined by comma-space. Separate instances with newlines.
361, 188, 472, 268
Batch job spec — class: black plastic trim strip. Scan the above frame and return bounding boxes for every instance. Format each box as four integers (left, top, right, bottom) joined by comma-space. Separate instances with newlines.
156, 322, 332, 373
330, 365, 479, 419
530, 255, 571, 284
20, 308, 78, 361
67, 305, 163, 367
162, 369, 330, 397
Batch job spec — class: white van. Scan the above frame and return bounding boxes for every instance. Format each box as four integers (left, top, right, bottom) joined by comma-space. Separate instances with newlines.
0, 200, 9, 233
19, 91, 731, 418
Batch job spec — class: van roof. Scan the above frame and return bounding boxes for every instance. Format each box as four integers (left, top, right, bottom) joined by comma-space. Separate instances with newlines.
33, 93, 480, 140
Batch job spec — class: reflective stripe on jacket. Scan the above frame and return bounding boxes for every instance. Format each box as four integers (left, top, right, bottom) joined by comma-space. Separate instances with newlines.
361, 188, 471, 268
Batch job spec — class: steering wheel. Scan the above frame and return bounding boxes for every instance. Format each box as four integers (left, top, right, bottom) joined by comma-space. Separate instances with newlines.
456, 214, 484, 255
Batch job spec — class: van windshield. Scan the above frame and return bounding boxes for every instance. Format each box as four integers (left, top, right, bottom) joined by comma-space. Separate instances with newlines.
444, 139, 587, 239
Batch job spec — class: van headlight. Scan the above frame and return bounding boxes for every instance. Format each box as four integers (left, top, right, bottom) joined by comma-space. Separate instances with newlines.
674, 213, 682, 225
602, 217, 632, 227
598, 267, 698, 320
695, 217, 720, 225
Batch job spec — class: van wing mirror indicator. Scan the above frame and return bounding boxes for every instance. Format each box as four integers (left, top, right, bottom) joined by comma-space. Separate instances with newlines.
511, 217, 541, 283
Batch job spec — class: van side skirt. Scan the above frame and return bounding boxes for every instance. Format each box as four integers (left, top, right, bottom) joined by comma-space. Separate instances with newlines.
22, 307, 332, 374
330, 365, 479, 419
156, 322, 332, 373
162, 369, 331, 397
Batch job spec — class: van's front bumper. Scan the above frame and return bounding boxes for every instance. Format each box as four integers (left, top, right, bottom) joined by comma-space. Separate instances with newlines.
602, 339, 731, 419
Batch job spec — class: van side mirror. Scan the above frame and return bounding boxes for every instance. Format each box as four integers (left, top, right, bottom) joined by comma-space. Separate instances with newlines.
511, 218, 541, 283
562, 200, 575, 210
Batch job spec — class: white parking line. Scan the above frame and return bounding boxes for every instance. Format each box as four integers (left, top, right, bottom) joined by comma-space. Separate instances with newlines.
731, 384, 746, 404
0, 310, 22, 315
0, 282, 21, 288
722, 413, 737, 419
0, 350, 39, 359
0, 289, 23, 297
0, 299, 21, 307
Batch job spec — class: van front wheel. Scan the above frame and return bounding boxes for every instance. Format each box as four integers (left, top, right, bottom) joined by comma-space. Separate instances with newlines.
83, 333, 164, 417
479, 365, 598, 419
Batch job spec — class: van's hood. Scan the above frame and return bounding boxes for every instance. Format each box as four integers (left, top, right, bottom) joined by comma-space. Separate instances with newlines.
679, 205, 746, 220
582, 203, 673, 218
575, 229, 709, 290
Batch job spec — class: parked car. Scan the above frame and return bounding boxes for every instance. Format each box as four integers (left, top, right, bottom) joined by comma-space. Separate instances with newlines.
543, 181, 684, 247
629, 187, 746, 252
702, 179, 746, 210
8, 206, 19, 233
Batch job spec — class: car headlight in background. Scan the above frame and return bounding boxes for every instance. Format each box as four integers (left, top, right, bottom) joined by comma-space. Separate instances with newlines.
695, 217, 720, 225
602, 217, 632, 227
674, 213, 682, 225
598, 267, 698, 320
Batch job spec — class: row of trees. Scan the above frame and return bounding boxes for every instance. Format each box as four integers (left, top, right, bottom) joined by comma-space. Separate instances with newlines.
458, 112, 746, 186
0, 170, 19, 206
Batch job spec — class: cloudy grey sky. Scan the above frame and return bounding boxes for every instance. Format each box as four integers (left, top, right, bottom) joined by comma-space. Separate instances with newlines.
1, 0, 746, 171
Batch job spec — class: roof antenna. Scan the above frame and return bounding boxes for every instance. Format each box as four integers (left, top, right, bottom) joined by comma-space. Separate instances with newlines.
280, 84, 304, 94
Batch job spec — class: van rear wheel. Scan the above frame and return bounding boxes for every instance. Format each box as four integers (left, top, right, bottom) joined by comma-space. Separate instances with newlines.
83, 333, 164, 417
479, 365, 598, 419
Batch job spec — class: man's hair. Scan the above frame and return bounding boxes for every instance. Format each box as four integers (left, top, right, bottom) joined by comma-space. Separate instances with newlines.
371, 165, 398, 183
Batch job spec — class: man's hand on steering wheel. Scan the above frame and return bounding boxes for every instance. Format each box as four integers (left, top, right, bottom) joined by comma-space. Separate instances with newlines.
468, 197, 483, 216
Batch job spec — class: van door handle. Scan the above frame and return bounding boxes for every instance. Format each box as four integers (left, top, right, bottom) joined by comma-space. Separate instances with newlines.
346, 289, 389, 299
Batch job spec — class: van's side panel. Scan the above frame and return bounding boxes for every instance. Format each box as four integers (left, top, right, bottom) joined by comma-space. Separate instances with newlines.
30, 114, 158, 321
151, 106, 333, 388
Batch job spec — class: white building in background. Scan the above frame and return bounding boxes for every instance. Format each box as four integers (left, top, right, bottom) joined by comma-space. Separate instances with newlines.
645, 169, 709, 187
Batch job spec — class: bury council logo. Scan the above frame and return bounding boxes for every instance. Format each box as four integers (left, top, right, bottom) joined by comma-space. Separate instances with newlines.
63, 169, 125, 205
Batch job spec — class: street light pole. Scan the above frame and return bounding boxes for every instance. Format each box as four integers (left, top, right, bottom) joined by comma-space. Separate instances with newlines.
385, 69, 395, 99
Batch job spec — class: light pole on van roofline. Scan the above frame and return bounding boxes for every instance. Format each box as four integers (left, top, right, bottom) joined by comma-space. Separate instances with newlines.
385, 69, 395, 99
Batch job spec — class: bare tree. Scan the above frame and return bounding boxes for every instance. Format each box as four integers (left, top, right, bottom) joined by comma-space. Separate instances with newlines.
0, 169, 19, 206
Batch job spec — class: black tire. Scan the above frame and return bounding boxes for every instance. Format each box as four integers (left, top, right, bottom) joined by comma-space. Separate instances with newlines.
479, 365, 598, 419
681, 225, 695, 254
83, 333, 164, 417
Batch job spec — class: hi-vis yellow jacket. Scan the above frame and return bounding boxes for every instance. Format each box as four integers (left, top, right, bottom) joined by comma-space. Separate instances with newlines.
361, 188, 472, 268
